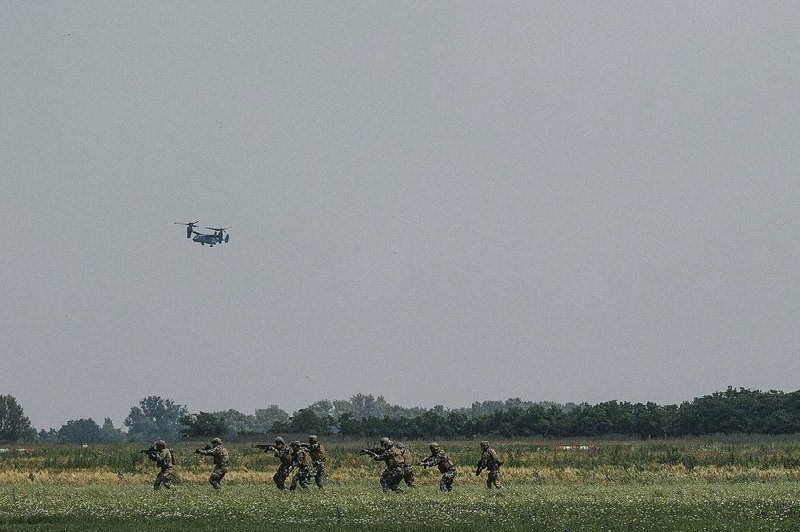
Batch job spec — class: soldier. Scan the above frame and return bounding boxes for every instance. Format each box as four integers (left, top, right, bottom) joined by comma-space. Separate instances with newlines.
195, 437, 229, 491
144, 440, 175, 490
289, 441, 312, 490
302, 435, 326, 490
395, 442, 415, 488
268, 437, 294, 490
476, 441, 503, 489
419, 442, 456, 492
361, 437, 404, 492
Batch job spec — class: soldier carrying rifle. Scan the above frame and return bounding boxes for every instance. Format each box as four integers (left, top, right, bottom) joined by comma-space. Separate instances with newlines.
300, 435, 326, 490
141, 439, 175, 490
419, 442, 457, 492
254, 437, 294, 490
476, 441, 503, 489
195, 437, 229, 491
360, 437, 404, 492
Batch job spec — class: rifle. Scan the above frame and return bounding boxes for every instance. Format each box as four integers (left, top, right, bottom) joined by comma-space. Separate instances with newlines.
252, 444, 276, 452
139, 447, 156, 455
194, 444, 212, 454
359, 447, 381, 457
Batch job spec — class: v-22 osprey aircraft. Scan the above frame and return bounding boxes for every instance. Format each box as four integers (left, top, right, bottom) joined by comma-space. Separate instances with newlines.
174, 221, 230, 247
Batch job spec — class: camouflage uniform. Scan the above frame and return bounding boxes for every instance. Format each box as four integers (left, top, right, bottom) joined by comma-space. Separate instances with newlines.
419, 443, 456, 492
476, 441, 503, 489
270, 438, 294, 490
289, 441, 312, 490
196, 438, 229, 491
367, 438, 404, 492
303, 435, 326, 489
146, 440, 175, 490
395, 442, 415, 488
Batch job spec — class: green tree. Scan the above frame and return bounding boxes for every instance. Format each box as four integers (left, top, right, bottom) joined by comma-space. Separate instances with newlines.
124, 396, 188, 442
289, 408, 333, 435
100, 418, 127, 443
0, 394, 35, 442
180, 412, 228, 439
57, 418, 103, 444
254, 405, 290, 432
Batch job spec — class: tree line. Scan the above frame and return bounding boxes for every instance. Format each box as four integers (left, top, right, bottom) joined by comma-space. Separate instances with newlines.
1, 387, 799, 443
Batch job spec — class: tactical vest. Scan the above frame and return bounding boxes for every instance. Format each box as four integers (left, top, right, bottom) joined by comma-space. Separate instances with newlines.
383, 447, 403, 468
294, 449, 311, 467
436, 451, 454, 473
308, 443, 326, 462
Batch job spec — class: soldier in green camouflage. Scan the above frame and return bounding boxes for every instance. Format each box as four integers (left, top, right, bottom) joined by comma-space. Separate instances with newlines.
362, 437, 405, 492
302, 435, 326, 489
268, 437, 294, 490
419, 442, 456, 492
144, 440, 175, 490
476, 441, 503, 489
195, 437, 229, 491
289, 441, 312, 490
395, 442, 415, 488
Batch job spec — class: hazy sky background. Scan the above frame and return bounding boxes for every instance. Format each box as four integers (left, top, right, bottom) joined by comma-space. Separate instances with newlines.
2, 2, 799, 430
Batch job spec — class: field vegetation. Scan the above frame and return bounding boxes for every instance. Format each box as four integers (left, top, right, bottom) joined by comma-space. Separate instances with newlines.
2, 438, 800, 530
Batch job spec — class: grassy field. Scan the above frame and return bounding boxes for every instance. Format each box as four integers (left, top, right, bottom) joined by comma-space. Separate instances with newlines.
2, 439, 800, 530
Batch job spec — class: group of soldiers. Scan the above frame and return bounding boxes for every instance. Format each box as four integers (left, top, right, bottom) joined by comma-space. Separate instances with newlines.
255, 435, 327, 491
143, 436, 502, 493
360, 438, 502, 492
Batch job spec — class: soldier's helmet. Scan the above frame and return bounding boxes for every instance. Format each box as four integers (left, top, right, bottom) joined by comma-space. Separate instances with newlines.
308, 435, 318, 443
290, 441, 301, 448
395, 442, 405, 449
211, 437, 222, 446
379, 436, 392, 447
155, 440, 166, 449
275, 437, 285, 445
480, 441, 489, 449
429, 442, 440, 450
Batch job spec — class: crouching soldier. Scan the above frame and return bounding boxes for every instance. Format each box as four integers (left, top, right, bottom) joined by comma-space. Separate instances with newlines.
361, 437, 404, 492
476, 441, 503, 489
269, 437, 294, 490
195, 437, 229, 491
143, 440, 175, 490
419, 442, 456, 492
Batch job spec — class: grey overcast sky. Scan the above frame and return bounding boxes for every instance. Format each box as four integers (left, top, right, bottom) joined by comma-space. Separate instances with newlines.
2, 2, 799, 430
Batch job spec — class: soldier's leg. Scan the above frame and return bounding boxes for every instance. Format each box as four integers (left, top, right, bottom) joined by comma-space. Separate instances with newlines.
313, 461, 325, 489
289, 471, 299, 490
298, 466, 311, 489
404, 467, 415, 488
274, 467, 288, 490
209, 468, 225, 490
388, 467, 404, 492
441, 468, 456, 491
379, 468, 391, 492
154, 471, 164, 490
490, 469, 502, 488
162, 468, 173, 489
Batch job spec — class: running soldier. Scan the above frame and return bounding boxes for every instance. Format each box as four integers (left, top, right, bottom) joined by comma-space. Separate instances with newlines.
302, 435, 326, 489
143, 440, 175, 490
476, 441, 503, 489
267, 437, 294, 490
395, 442, 415, 488
361, 437, 404, 492
419, 442, 456, 492
289, 441, 312, 490
195, 437, 229, 491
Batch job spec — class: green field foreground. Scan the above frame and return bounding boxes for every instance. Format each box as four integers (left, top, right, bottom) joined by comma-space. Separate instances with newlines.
2, 482, 800, 531
2, 439, 800, 530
